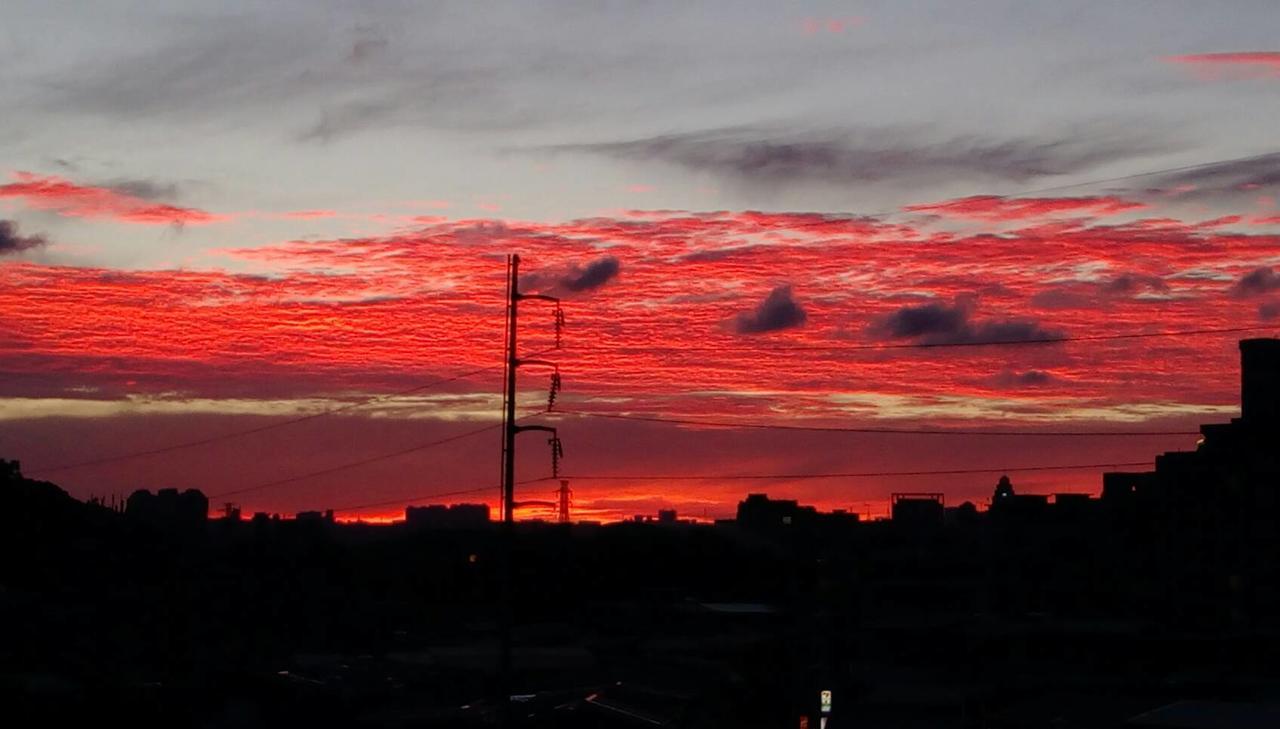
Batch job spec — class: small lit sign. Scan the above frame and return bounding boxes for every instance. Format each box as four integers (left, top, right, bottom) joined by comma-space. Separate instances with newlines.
820, 690, 832, 714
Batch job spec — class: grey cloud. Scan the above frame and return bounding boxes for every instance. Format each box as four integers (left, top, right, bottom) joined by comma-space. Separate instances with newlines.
1032, 273, 1170, 309
1260, 301, 1280, 320
735, 285, 807, 334
870, 297, 1061, 345
992, 369, 1056, 388
522, 255, 621, 295
1146, 153, 1280, 197
541, 126, 1166, 187
30, 14, 520, 140
100, 178, 182, 201
1231, 267, 1280, 298
0, 220, 48, 255
27, 8, 674, 144
1102, 273, 1169, 295
561, 256, 620, 292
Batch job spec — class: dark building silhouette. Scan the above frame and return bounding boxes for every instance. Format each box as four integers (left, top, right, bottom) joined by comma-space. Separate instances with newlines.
737, 493, 814, 529
890, 492, 944, 527
404, 503, 490, 529
735, 493, 859, 531
988, 476, 1050, 521
296, 509, 335, 524
993, 474, 1015, 502
125, 487, 208, 531
1240, 337, 1280, 422
1097, 338, 1280, 620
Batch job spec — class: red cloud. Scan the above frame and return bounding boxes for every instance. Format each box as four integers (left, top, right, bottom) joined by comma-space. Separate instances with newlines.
904, 195, 1146, 221
0, 172, 226, 225
6, 208, 1277, 518
1164, 52, 1280, 79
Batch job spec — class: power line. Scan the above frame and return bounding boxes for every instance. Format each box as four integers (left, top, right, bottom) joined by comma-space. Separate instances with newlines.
207, 421, 503, 500
329, 485, 495, 514
554, 410, 1201, 437
522, 460, 1152, 483
26, 354, 554, 476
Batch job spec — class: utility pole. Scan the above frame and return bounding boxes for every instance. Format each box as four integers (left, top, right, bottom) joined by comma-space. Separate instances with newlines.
498, 253, 563, 727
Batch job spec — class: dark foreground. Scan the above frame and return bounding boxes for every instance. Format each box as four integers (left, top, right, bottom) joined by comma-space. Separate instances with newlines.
6, 462, 1280, 729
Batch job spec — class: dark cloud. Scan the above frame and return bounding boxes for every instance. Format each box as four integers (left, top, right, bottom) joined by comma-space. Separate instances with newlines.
100, 178, 182, 201
1146, 153, 1280, 197
542, 126, 1164, 187
561, 256, 621, 292
873, 300, 968, 339
522, 256, 621, 294
0, 220, 48, 255
34, 14, 539, 142
870, 297, 1061, 345
1260, 301, 1280, 320
1231, 266, 1280, 297
992, 369, 1056, 388
734, 285, 807, 334
1031, 273, 1170, 309
1102, 273, 1169, 295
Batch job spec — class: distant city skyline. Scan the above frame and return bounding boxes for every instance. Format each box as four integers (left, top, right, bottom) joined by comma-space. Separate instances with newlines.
3, 1, 1280, 520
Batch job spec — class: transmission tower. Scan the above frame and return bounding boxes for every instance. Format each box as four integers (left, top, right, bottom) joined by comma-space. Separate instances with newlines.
497, 253, 564, 727
556, 480, 572, 523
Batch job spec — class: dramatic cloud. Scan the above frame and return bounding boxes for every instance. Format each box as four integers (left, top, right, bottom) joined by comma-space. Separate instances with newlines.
541, 127, 1162, 187
1164, 52, 1280, 79
560, 256, 621, 292
0, 220, 48, 255
0, 172, 224, 226
523, 255, 621, 294
1231, 266, 1280, 297
734, 285, 807, 334
870, 297, 1060, 345
905, 195, 1146, 221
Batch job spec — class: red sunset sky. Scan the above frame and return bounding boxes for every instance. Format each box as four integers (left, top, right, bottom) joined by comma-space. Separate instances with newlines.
3, 3, 1279, 522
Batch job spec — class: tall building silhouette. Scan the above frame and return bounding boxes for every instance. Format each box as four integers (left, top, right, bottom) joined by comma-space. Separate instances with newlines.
1102, 338, 1280, 620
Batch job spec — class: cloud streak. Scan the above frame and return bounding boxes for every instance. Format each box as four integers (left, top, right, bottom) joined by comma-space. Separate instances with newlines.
0, 172, 225, 226
1164, 52, 1280, 79
905, 195, 1146, 221
541, 127, 1165, 187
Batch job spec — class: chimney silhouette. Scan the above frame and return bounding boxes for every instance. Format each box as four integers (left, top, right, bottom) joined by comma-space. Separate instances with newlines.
1240, 338, 1280, 424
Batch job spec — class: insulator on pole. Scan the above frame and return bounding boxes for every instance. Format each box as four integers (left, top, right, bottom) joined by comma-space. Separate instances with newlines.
548, 370, 562, 410
549, 436, 564, 477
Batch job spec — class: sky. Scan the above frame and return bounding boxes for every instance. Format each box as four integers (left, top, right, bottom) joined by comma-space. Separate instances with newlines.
3, 1, 1280, 521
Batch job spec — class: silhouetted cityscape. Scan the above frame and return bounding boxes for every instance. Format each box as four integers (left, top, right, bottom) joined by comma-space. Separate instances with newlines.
3, 339, 1280, 727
